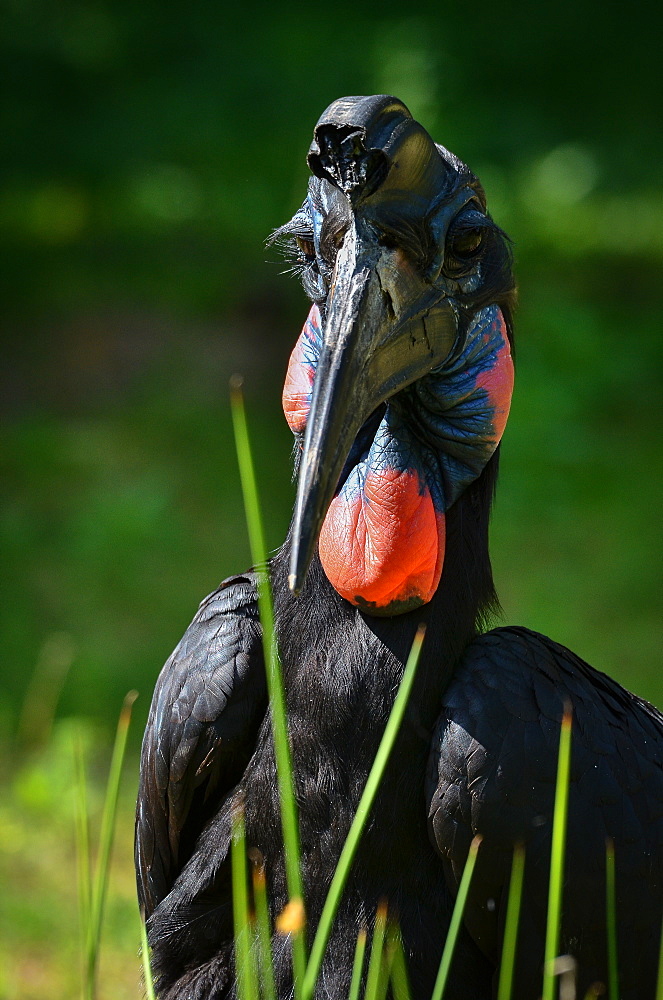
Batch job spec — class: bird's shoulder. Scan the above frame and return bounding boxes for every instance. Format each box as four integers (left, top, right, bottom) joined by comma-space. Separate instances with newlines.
426, 626, 663, 965
428, 625, 663, 858
135, 571, 267, 916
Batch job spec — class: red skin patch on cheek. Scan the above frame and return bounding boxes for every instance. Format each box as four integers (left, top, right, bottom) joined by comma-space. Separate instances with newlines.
282, 305, 321, 434
282, 343, 314, 433
318, 468, 446, 611
475, 309, 514, 442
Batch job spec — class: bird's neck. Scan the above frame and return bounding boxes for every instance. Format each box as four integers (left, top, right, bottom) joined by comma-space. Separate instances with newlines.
271, 452, 499, 716
260, 471, 498, 936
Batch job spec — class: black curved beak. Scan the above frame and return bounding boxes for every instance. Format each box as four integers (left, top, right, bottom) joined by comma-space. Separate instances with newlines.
288, 222, 458, 594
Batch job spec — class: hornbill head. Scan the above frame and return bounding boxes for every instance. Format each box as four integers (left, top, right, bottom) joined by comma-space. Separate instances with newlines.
274, 96, 515, 616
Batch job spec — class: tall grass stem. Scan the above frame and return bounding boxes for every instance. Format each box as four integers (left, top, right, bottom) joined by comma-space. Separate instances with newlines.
364, 905, 388, 1000
232, 805, 258, 1000
497, 843, 525, 1000
542, 705, 573, 1000
139, 911, 157, 1000
73, 734, 92, 989
605, 838, 619, 999
430, 834, 482, 1000
253, 860, 277, 1000
387, 925, 413, 1000
85, 690, 137, 999
230, 378, 307, 992
348, 930, 367, 1000
301, 625, 426, 1000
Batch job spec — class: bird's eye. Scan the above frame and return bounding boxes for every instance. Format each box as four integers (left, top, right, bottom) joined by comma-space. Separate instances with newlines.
449, 228, 483, 259
296, 236, 316, 263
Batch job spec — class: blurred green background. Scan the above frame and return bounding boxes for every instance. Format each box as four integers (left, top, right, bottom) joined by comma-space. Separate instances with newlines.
1, 2, 661, 997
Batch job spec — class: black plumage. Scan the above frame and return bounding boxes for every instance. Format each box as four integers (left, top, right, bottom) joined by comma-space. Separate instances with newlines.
136, 96, 663, 999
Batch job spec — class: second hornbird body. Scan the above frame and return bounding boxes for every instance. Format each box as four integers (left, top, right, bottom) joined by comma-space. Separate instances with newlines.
136, 96, 663, 1000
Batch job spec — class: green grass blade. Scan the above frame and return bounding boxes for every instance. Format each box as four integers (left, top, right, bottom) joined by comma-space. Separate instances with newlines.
252, 859, 277, 1000
139, 910, 157, 1000
605, 837, 619, 1000
302, 625, 426, 1000
347, 928, 367, 1000
364, 904, 388, 1000
542, 705, 573, 1000
496, 843, 526, 1000
230, 378, 307, 992
387, 924, 413, 1000
430, 834, 482, 1000
73, 733, 92, 995
232, 804, 258, 1000
86, 690, 138, 999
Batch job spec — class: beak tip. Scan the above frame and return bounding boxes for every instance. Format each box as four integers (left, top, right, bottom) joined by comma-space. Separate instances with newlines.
288, 573, 301, 596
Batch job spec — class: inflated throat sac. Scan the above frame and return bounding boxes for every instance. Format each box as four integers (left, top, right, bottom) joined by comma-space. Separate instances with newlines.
282, 304, 513, 615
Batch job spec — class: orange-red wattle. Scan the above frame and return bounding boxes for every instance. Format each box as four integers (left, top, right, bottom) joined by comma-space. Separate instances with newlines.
318, 467, 445, 613
282, 304, 321, 434
475, 310, 514, 442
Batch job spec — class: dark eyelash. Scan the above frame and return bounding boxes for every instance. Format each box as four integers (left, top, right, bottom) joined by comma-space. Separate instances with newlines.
450, 210, 506, 239
267, 212, 313, 248
267, 215, 318, 277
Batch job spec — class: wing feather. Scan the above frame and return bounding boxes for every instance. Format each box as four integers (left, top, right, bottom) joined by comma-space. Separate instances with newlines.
427, 626, 663, 995
135, 572, 266, 916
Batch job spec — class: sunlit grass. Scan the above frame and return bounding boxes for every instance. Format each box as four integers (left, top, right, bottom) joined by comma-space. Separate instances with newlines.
2, 392, 660, 1000
387, 924, 413, 1000
139, 910, 157, 1000
252, 857, 278, 1000
230, 379, 426, 1000
302, 626, 425, 1000
0, 726, 139, 999
430, 835, 482, 1000
542, 705, 573, 1000
76, 691, 138, 1000
230, 377, 307, 992
363, 904, 389, 1000
232, 804, 259, 1000
348, 929, 368, 1000
497, 844, 526, 1000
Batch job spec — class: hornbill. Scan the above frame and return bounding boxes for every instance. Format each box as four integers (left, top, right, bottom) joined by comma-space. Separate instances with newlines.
136, 96, 663, 999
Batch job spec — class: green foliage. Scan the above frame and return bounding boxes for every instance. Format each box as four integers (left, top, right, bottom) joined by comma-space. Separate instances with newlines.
0, 721, 139, 999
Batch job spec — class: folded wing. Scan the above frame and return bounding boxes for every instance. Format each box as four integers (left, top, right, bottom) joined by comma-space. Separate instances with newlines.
135, 572, 267, 916
427, 626, 663, 996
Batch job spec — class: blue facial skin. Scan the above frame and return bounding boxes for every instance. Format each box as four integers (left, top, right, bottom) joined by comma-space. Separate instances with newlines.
295, 302, 510, 519
300, 305, 323, 380
407, 305, 511, 510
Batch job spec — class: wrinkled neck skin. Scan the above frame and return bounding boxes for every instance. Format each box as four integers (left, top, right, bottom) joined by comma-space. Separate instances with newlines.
282, 302, 513, 616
